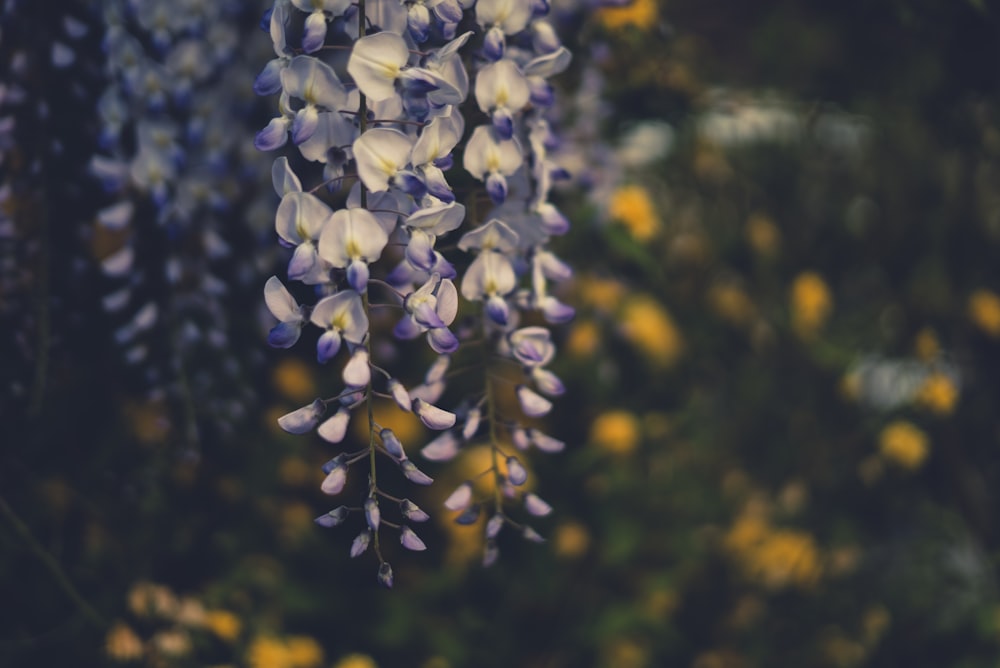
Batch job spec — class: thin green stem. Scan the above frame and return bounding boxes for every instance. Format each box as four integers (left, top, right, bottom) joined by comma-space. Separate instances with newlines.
0, 495, 106, 629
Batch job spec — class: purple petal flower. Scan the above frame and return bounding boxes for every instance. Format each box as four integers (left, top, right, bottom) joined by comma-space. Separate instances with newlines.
268, 320, 303, 348
315, 506, 349, 527
462, 407, 481, 440
529, 429, 565, 453
414, 399, 456, 430
364, 497, 381, 531
350, 530, 371, 558
486, 514, 504, 539
523, 526, 545, 543
524, 493, 553, 516
517, 385, 552, 417
506, 456, 528, 486
400, 525, 427, 551
320, 465, 347, 495
400, 499, 430, 522
277, 399, 325, 434
381, 428, 405, 459
421, 431, 460, 461
483, 540, 499, 567
444, 482, 473, 511
400, 459, 434, 485
388, 380, 412, 411
318, 408, 350, 443
377, 562, 394, 588
455, 505, 481, 525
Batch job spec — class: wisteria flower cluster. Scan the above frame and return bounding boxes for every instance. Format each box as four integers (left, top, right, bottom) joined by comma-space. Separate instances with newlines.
85, 0, 269, 437
257, 0, 575, 584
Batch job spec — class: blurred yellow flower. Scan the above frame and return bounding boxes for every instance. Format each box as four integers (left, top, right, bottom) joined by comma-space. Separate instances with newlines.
596, 0, 658, 31
707, 281, 755, 326
127, 581, 179, 619
692, 650, 750, 668
105, 621, 144, 662
272, 358, 317, 401
642, 588, 679, 621
878, 420, 929, 470
790, 271, 832, 339
913, 328, 940, 361
618, 295, 683, 366
608, 185, 661, 241
554, 520, 591, 559
914, 372, 958, 416
566, 319, 601, 358
204, 609, 242, 643
862, 605, 891, 646
175, 597, 206, 627
279, 501, 315, 546
248, 635, 323, 668
749, 530, 822, 590
248, 636, 288, 668
278, 455, 312, 488
601, 638, 649, 668
590, 410, 641, 455
725, 511, 821, 590
152, 629, 192, 657
745, 212, 781, 256
576, 275, 626, 313
286, 636, 324, 666
333, 653, 378, 668
968, 288, 1000, 337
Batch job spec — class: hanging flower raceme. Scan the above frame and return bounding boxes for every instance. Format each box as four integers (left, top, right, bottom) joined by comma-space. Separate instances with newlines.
255, 0, 576, 582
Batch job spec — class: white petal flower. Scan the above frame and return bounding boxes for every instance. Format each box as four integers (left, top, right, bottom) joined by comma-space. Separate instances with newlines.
347, 31, 410, 101
353, 128, 414, 192
281, 55, 349, 108
318, 208, 389, 267
458, 218, 519, 253
475, 59, 529, 115
463, 125, 522, 180
342, 348, 371, 387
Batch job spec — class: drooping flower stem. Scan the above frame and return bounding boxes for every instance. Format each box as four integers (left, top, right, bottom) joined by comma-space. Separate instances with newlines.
356, 0, 383, 565
486, 362, 503, 512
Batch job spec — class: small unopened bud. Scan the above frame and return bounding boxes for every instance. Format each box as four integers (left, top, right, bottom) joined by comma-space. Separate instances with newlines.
350, 530, 371, 558
400, 499, 429, 522
413, 398, 456, 430
388, 379, 411, 411
377, 561, 394, 588
483, 540, 499, 567
524, 493, 552, 517
314, 506, 349, 528
364, 497, 380, 530
517, 385, 552, 417
454, 505, 481, 525
486, 514, 504, 539
381, 428, 405, 459
400, 458, 434, 485
444, 482, 473, 511
400, 525, 427, 551
277, 399, 325, 434
506, 456, 527, 486
523, 526, 545, 543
